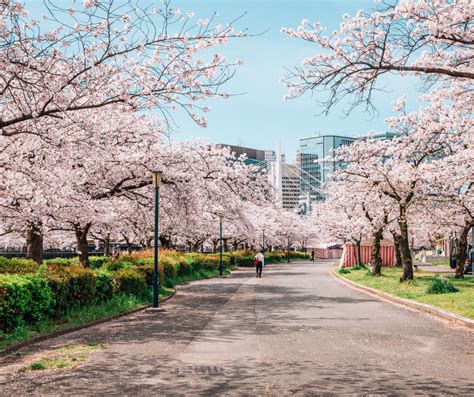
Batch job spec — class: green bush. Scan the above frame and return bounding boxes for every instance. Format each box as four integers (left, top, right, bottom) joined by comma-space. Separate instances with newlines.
43, 257, 78, 267
42, 266, 97, 316
265, 252, 284, 263
94, 269, 113, 301
136, 258, 154, 266
339, 268, 351, 274
134, 264, 154, 285
89, 256, 110, 269
0, 257, 40, 274
184, 256, 200, 272
236, 256, 254, 267
426, 275, 459, 294
106, 261, 134, 271
176, 258, 193, 277
160, 258, 177, 285
0, 274, 54, 331
112, 269, 146, 296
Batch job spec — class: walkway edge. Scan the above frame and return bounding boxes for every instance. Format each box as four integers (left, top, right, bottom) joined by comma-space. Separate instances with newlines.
1, 291, 176, 357
331, 268, 474, 330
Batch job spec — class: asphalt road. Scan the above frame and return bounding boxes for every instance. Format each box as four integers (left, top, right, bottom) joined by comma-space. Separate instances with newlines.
1, 260, 473, 395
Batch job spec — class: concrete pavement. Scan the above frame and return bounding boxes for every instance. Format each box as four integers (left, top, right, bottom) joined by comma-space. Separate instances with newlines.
1, 261, 473, 395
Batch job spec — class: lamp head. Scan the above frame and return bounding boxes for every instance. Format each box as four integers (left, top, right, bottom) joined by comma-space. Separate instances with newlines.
152, 170, 162, 187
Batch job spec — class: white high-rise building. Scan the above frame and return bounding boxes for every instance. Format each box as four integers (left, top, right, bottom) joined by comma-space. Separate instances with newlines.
269, 141, 301, 211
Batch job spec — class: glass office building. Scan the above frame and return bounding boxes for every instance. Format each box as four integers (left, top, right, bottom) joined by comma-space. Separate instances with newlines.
299, 135, 357, 201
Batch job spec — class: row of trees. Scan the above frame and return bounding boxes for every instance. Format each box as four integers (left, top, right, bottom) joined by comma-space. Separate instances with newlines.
0, 0, 313, 266
285, 0, 473, 279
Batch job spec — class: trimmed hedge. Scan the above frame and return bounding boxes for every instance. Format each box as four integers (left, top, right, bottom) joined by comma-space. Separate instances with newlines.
0, 249, 309, 333
0, 256, 40, 274
112, 269, 147, 296
41, 265, 97, 317
0, 274, 54, 331
43, 257, 78, 267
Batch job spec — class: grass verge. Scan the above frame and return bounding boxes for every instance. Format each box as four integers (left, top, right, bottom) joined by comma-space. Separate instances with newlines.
20, 342, 104, 371
338, 267, 474, 320
0, 267, 229, 352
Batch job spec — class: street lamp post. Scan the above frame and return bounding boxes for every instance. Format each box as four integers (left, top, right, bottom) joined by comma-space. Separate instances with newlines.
217, 213, 225, 276
262, 230, 265, 252
152, 170, 162, 308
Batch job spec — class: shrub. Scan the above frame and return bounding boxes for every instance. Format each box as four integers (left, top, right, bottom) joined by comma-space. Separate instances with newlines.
265, 252, 284, 263
426, 275, 459, 294
0, 257, 40, 274
0, 274, 54, 331
43, 257, 78, 267
135, 258, 154, 266
106, 261, 134, 271
184, 256, 200, 272
89, 256, 110, 269
94, 269, 113, 302
42, 266, 97, 316
339, 268, 351, 274
288, 251, 310, 260
352, 265, 366, 271
235, 256, 254, 267
160, 258, 177, 285
113, 255, 138, 265
62, 266, 97, 306
112, 269, 146, 296
134, 264, 155, 285
176, 258, 193, 277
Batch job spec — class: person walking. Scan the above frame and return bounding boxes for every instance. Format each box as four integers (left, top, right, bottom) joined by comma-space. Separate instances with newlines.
310, 250, 315, 262
254, 250, 265, 278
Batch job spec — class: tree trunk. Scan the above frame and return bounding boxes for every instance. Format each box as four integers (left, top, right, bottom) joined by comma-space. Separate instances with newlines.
355, 239, 362, 267
26, 222, 43, 264
75, 223, 91, 267
398, 213, 413, 281
212, 239, 218, 254
455, 222, 472, 278
287, 239, 291, 263
104, 235, 111, 257
159, 235, 171, 249
371, 230, 383, 276
392, 231, 403, 267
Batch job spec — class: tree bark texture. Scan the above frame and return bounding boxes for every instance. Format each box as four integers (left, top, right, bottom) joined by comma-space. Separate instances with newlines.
398, 213, 413, 281
371, 229, 383, 276
75, 223, 92, 267
26, 222, 43, 264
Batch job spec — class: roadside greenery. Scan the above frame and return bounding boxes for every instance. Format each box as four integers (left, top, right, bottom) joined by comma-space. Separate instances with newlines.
21, 343, 103, 372
339, 267, 474, 320
0, 250, 308, 351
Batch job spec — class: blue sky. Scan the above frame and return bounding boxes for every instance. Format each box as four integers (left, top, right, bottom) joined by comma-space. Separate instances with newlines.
28, 0, 421, 160
170, 0, 420, 160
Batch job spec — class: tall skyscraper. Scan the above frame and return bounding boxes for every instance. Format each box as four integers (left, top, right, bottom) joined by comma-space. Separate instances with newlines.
299, 135, 357, 201
299, 133, 400, 203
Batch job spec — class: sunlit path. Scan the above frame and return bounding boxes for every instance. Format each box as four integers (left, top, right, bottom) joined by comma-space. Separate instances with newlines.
1, 261, 473, 395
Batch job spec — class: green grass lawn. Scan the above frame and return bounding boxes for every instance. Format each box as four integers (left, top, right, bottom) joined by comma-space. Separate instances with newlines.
432, 260, 450, 267
339, 267, 474, 320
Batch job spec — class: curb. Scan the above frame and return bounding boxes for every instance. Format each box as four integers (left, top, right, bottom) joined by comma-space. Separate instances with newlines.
331, 268, 474, 330
1, 290, 176, 357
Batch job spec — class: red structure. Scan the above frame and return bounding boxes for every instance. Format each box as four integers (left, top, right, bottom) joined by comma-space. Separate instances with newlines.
341, 242, 396, 267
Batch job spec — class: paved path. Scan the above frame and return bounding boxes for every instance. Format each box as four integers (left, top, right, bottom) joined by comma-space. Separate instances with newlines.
1, 261, 473, 395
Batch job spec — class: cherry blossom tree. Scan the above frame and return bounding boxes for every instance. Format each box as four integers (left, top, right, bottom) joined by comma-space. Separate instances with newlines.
282, 0, 473, 114
1, 0, 247, 138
